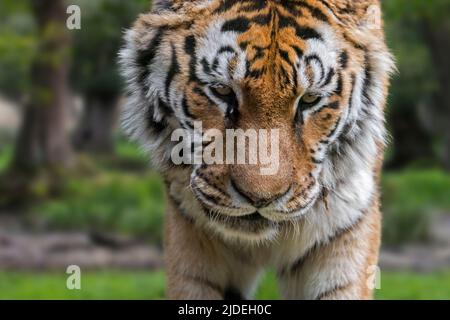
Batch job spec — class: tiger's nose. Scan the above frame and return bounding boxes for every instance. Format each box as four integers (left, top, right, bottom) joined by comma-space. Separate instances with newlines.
231, 178, 288, 208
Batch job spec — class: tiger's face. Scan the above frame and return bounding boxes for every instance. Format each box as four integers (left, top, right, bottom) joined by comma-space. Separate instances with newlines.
121, 0, 392, 241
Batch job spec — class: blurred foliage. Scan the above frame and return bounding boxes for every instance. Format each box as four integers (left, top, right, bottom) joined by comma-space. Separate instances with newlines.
384, 16, 437, 112
383, 1, 450, 168
0, 144, 13, 173
70, 0, 149, 98
383, 0, 450, 23
1, 270, 450, 300
382, 169, 450, 245
0, 1, 36, 99
0, 0, 150, 100
35, 167, 165, 243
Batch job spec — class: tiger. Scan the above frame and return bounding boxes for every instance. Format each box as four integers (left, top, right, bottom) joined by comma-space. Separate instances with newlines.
119, 0, 395, 300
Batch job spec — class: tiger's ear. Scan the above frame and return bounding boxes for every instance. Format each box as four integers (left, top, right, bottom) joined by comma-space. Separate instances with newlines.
358, 1, 383, 32
330, 0, 383, 31
129, 1, 204, 51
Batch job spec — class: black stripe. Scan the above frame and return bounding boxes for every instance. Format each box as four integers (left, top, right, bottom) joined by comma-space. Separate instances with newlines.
214, 0, 250, 14
292, 44, 304, 59
293, 2, 329, 22
250, 49, 265, 63
305, 54, 325, 83
339, 50, 349, 69
348, 73, 356, 115
185, 274, 223, 296
279, 49, 291, 66
278, 64, 291, 86
316, 283, 351, 300
239, 41, 250, 50
181, 94, 195, 119
279, 1, 304, 17
146, 105, 167, 133
137, 28, 165, 89
212, 46, 237, 72
325, 115, 342, 139
252, 12, 272, 26
184, 35, 199, 82
321, 68, 336, 87
218, 46, 236, 55
158, 97, 173, 116
278, 14, 323, 41
240, 0, 267, 12
193, 86, 215, 106
221, 17, 251, 33
325, 101, 340, 110
334, 72, 343, 96
165, 43, 180, 99
201, 57, 212, 76
343, 33, 366, 51
362, 52, 374, 106
246, 68, 264, 79
196, 171, 230, 196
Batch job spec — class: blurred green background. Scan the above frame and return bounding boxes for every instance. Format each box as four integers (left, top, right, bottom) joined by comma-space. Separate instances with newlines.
0, 0, 450, 300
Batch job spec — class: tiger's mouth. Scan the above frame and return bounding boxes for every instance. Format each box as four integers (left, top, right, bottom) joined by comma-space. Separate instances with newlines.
204, 209, 269, 223
237, 211, 266, 222
203, 208, 277, 238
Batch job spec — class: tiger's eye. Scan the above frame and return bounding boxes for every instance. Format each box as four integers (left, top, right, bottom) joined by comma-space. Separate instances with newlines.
214, 86, 233, 96
301, 93, 321, 105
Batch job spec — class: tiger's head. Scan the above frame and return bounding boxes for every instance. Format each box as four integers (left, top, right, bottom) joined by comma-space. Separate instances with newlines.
120, 0, 394, 241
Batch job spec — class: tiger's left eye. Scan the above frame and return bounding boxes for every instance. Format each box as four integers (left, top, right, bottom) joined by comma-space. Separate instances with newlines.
210, 85, 238, 107
301, 93, 321, 105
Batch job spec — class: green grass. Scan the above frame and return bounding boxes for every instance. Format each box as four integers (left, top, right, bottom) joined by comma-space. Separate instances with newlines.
1, 270, 449, 300
259, 270, 450, 300
381, 169, 450, 244
0, 271, 166, 300
376, 271, 450, 300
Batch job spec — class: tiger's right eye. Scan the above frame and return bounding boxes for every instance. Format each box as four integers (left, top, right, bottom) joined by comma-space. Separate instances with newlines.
214, 85, 233, 97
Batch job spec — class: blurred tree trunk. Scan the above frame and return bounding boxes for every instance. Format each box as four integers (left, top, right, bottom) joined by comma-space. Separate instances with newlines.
73, 96, 119, 154
387, 104, 434, 169
422, 20, 450, 170
12, 0, 73, 173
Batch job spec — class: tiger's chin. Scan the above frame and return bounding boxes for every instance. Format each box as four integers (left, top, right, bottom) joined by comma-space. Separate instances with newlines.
204, 211, 280, 243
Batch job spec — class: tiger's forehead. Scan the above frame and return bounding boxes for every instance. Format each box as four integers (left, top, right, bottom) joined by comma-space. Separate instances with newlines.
197, 0, 341, 95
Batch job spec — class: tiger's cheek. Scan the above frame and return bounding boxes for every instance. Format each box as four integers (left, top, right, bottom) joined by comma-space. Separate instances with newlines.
185, 85, 224, 129
301, 106, 344, 150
